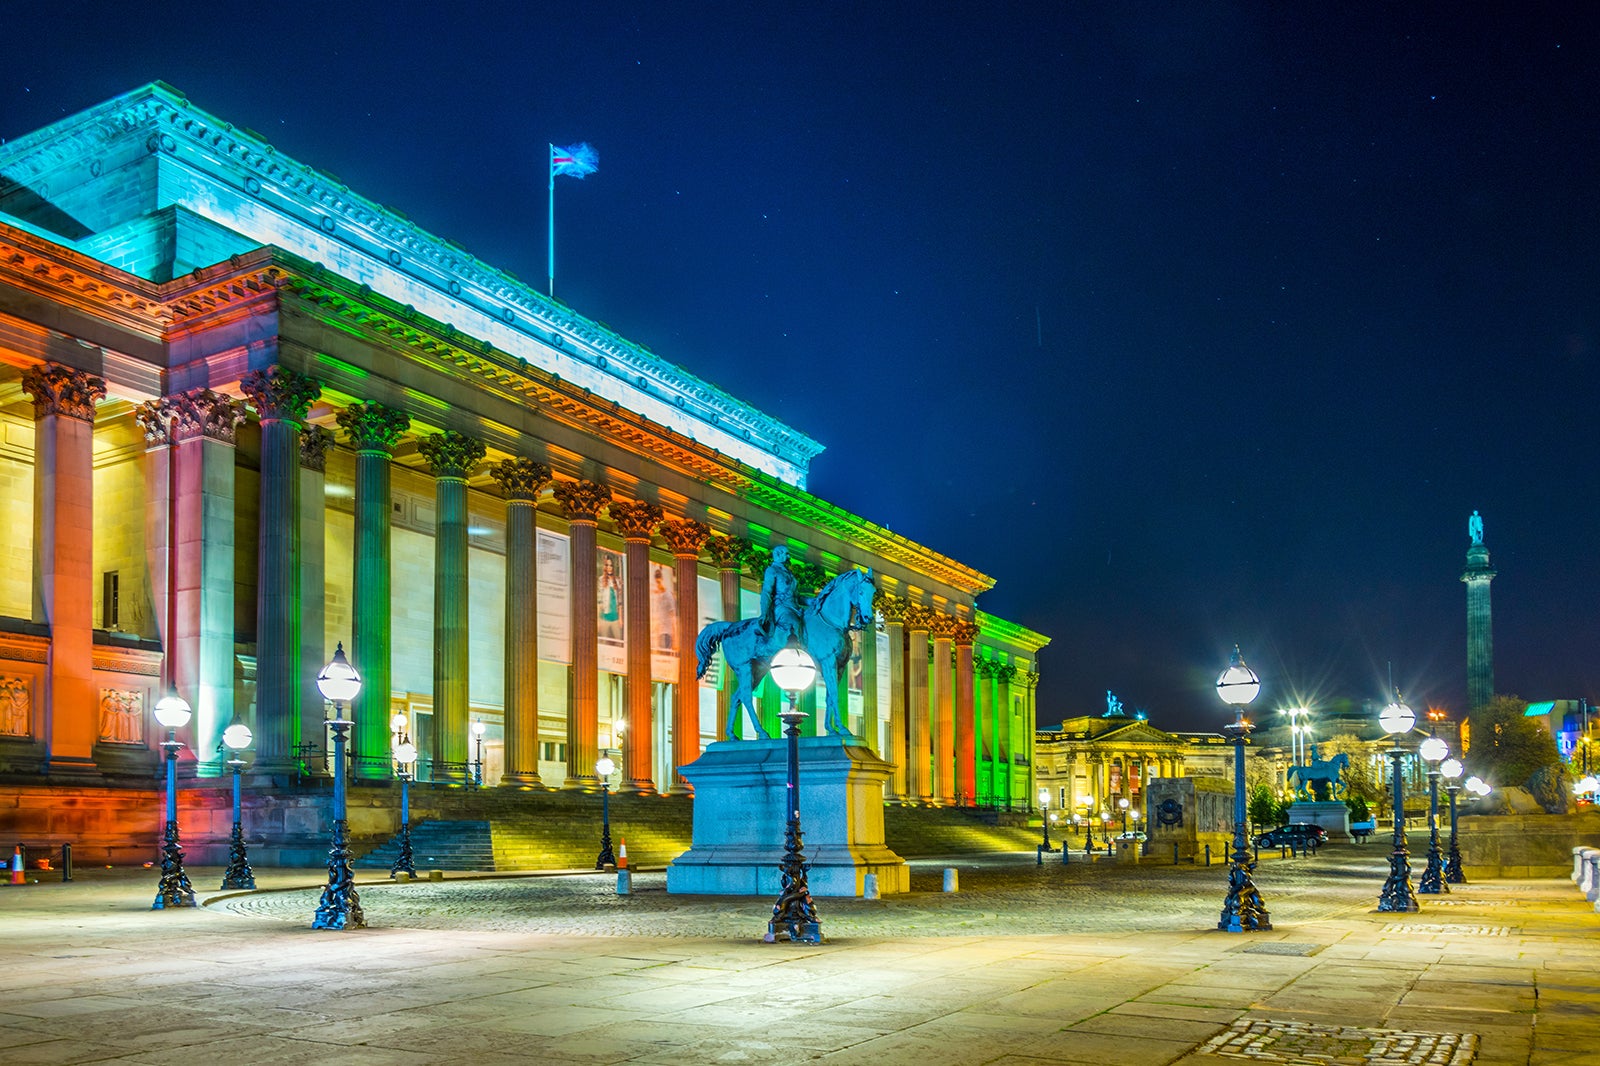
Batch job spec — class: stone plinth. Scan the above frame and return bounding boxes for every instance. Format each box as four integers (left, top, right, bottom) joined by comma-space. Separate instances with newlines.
1145, 775, 1233, 862
667, 735, 908, 897
1287, 800, 1352, 843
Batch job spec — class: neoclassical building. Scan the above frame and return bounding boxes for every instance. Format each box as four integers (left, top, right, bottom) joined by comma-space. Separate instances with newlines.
0, 84, 1046, 812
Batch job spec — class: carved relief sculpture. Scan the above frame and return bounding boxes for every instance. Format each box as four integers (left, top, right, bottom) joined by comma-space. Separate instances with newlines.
98, 689, 146, 745
0, 677, 31, 737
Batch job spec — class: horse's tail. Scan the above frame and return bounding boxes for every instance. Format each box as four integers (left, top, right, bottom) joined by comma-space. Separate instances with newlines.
695, 621, 732, 679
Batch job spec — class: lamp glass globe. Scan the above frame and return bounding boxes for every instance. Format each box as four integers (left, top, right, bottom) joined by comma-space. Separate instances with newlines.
1419, 736, 1449, 762
595, 756, 616, 778
1440, 758, 1463, 779
153, 693, 192, 729
222, 722, 253, 751
317, 642, 362, 704
1379, 700, 1415, 735
769, 642, 818, 693
1215, 647, 1261, 707
393, 740, 418, 765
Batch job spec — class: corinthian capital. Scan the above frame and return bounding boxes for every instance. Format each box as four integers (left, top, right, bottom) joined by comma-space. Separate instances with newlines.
336, 402, 410, 453
169, 389, 246, 444
703, 534, 745, 570
299, 425, 335, 471
903, 603, 933, 632
239, 366, 321, 423
134, 400, 172, 446
995, 663, 1017, 685
489, 457, 552, 502
928, 612, 957, 640
952, 620, 979, 646
552, 478, 611, 523
417, 430, 486, 480
610, 500, 664, 541
874, 592, 906, 625
21, 363, 106, 422
659, 518, 711, 557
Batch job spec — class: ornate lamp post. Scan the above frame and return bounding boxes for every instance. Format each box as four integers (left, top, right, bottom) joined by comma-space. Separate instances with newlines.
391, 712, 417, 879
1217, 645, 1270, 932
220, 720, 256, 890
764, 639, 821, 944
1417, 736, 1449, 894
1038, 788, 1053, 852
471, 718, 487, 787
594, 754, 617, 869
151, 694, 196, 910
1118, 796, 1130, 836
1377, 693, 1419, 912
313, 642, 365, 930
1440, 757, 1465, 884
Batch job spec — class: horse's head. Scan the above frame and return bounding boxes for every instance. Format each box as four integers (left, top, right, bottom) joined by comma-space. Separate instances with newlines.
851, 568, 876, 628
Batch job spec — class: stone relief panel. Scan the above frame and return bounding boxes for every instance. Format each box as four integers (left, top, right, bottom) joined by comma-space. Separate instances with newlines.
98, 688, 146, 745
0, 676, 30, 737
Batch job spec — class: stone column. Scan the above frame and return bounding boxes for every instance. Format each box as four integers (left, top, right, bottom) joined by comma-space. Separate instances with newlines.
417, 431, 486, 783
134, 402, 173, 685
904, 603, 933, 803
929, 613, 956, 804
1462, 528, 1496, 713
953, 620, 978, 807
22, 364, 105, 779
996, 663, 1015, 807
239, 368, 321, 778
335, 402, 410, 781
491, 458, 551, 787
860, 610, 880, 754
660, 518, 709, 791
552, 479, 611, 787
876, 595, 907, 800
610, 499, 663, 793
169, 388, 245, 775
298, 427, 334, 771
975, 657, 994, 804
704, 535, 745, 740
1023, 668, 1040, 815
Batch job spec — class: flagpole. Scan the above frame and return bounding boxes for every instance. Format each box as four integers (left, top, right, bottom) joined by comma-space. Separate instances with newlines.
547, 144, 556, 298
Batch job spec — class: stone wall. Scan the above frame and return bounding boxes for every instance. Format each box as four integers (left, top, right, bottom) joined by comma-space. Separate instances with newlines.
1458, 810, 1600, 878
1145, 774, 1233, 862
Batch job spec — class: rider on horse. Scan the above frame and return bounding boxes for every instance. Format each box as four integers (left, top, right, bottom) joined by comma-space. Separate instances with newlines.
760, 546, 804, 646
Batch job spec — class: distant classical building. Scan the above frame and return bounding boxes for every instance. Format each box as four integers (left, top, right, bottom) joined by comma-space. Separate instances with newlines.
1033, 692, 1229, 822
0, 84, 1047, 828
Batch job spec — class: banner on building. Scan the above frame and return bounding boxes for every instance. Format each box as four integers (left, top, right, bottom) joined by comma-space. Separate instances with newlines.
536, 529, 571, 664
846, 629, 864, 717
649, 561, 676, 682
597, 547, 626, 674
697, 575, 722, 688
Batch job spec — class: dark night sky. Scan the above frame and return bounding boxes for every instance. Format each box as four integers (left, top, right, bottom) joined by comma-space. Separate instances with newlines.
7, 3, 1599, 731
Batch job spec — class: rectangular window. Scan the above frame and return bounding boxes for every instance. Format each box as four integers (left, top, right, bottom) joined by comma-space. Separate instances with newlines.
101, 571, 119, 629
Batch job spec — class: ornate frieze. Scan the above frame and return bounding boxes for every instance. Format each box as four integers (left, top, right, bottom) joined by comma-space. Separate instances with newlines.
299, 425, 335, 471
169, 388, 246, 444
609, 500, 664, 541
416, 430, 486, 480
489, 457, 553, 501
134, 400, 172, 446
240, 366, 321, 423
551, 479, 611, 523
20, 363, 107, 422
659, 518, 711, 558
336, 402, 410, 453
703, 534, 746, 570
98, 689, 146, 745
904, 603, 933, 632
952, 620, 980, 646
0, 677, 30, 737
875, 592, 907, 625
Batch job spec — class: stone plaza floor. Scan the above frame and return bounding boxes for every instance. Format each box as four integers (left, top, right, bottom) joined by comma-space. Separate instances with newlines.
0, 848, 1594, 1065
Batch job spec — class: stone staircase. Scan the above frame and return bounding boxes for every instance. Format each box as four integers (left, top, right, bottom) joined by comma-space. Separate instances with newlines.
354, 819, 495, 871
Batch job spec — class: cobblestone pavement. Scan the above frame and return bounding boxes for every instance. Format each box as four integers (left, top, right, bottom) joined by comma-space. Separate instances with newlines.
1, 848, 1594, 1066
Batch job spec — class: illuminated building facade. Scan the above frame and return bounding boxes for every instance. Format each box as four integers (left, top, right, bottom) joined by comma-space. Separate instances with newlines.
0, 84, 1046, 820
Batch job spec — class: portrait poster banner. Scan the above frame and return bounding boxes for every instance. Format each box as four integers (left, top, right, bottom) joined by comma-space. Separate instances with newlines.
846, 629, 864, 717
649, 561, 677, 682
597, 546, 626, 674
697, 575, 722, 689
536, 529, 571, 664
875, 623, 891, 716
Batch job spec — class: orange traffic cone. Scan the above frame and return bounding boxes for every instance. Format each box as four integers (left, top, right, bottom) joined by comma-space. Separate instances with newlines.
617, 837, 628, 870
8, 847, 23, 885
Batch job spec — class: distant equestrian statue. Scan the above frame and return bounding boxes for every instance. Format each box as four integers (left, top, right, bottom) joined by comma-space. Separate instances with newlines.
694, 567, 877, 739
1288, 751, 1350, 800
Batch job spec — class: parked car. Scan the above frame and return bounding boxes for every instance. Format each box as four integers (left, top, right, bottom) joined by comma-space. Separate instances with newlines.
1254, 823, 1327, 849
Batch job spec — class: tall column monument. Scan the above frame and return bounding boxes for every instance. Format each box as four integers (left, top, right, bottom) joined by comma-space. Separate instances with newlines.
1461, 510, 1496, 712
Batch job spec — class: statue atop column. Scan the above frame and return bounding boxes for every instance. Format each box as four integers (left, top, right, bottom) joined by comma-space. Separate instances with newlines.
1469, 510, 1484, 545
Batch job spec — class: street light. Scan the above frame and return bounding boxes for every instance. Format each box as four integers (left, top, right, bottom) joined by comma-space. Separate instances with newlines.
1441, 757, 1465, 884
1118, 796, 1130, 836
1038, 788, 1053, 853
765, 638, 821, 944
391, 712, 417, 879
312, 642, 365, 930
594, 754, 618, 869
1417, 735, 1449, 895
220, 720, 255, 890
1217, 645, 1270, 932
1377, 692, 1419, 912
151, 693, 195, 910
471, 718, 487, 787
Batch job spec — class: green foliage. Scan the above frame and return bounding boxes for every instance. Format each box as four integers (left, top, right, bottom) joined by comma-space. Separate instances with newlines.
1344, 795, 1371, 821
1318, 733, 1384, 805
1467, 694, 1562, 787
1248, 783, 1286, 830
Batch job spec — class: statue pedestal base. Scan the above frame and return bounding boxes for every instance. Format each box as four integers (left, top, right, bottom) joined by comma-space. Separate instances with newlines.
667, 735, 909, 897
1287, 800, 1352, 843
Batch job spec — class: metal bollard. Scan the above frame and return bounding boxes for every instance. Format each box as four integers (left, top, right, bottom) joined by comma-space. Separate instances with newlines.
1061, 843, 1069, 865
1173, 843, 1180, 865
616, 870, 631, 895
943, 868, 959, 892
863, 873, 880, 900
60, 843, 72, 883
1036, 845, 1043, 866
1204, 844, 1211, 866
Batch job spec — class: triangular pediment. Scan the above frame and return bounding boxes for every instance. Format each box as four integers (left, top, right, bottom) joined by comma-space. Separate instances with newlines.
1085, 720, 1183, 746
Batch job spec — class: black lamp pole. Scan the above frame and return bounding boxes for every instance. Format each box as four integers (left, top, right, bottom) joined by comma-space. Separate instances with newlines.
1377, 742, 1418, 911
1418, 765, 1446, 894
313, 643, 365, 930
392, 765, 416, 878
766, 696, 821, 943
1444, 779, 1465, 884
220, 754, 256, 890
596, 774, 617, 869
1217, 646, 1270, 932
152, 717, 195, 910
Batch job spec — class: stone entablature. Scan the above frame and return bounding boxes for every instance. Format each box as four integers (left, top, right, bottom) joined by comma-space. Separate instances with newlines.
0, 83, 822, 486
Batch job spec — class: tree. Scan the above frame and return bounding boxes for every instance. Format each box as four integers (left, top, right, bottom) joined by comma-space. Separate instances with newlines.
1466, 694, 1562, 787
1248, 783, 1286, 830
1317, 733, 1384, 807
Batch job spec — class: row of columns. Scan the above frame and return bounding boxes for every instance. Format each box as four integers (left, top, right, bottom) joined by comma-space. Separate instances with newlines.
1062, 751, 1182, 817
